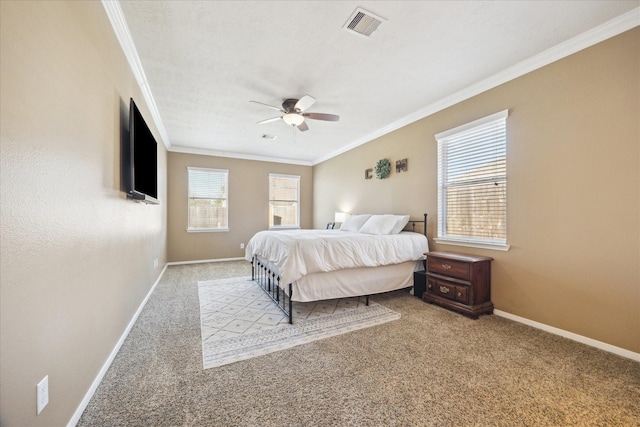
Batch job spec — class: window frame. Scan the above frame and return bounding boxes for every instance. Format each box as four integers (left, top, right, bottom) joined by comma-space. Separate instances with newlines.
268, 173, 300, 230
186, 167, 229, 233
434, 110, 510, 251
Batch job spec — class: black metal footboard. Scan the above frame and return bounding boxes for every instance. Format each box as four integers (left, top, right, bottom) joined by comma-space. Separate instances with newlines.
251, 256, 293, 324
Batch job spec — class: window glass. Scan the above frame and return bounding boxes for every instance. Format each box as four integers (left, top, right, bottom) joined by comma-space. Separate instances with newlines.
269, 174, 300, 228
436, 110, 508, 247
188, 167, 228, 231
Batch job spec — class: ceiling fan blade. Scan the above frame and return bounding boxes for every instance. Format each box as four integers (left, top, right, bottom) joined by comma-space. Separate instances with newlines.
250, 100, 285, 113
294, 95, 316, 112
303, 112, 340, 122
297, 121, 309, 132
257, 117, 282, 124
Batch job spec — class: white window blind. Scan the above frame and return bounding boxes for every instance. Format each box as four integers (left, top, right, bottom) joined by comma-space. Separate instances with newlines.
269, 174, 300, 228
435, 110, 508, 249
187, 167, 228, 231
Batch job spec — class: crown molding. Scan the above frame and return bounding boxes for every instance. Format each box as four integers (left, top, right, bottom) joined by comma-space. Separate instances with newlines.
102, 1, 637, 165
312, 7, 640, 166
101, 0, 171, 150
168, 146, 313, 166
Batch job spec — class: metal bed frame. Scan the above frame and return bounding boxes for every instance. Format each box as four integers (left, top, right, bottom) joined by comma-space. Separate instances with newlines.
251, 213, 428, 324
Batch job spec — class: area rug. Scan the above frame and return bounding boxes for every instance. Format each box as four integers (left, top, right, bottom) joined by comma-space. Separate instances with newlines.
198, 277, 400, 369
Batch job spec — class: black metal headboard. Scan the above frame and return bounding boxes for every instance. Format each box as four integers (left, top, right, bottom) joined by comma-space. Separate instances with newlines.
406, 213, 428, 236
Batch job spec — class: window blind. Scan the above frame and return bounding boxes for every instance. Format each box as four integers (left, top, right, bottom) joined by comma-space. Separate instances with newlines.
187, 167, 228, 231
436, 110, 508, 245
269, 174, 300, 227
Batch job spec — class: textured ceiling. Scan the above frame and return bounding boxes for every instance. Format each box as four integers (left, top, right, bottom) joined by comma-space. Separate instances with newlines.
117, 1, 639, 165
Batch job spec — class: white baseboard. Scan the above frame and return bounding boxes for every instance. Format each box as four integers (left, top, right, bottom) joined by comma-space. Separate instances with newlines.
494, 309, 639, 362
67, 263, 169, 427
65, 270, 636, 426
166, 257, 245, 265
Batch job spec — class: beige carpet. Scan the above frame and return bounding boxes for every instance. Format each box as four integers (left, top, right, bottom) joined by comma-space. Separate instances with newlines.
78, 260, 640, 426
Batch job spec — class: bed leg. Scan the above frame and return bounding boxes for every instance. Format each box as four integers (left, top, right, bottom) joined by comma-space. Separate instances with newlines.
365, 295, 370, 306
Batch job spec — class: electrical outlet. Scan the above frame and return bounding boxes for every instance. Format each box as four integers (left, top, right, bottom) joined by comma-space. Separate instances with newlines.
240, 243, 244, 249
153, 258, 158, 269
36, 375, 48, 415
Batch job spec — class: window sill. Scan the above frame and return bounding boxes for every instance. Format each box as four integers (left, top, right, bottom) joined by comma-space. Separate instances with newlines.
187, 228, 230, 233
434, 238, 510, 252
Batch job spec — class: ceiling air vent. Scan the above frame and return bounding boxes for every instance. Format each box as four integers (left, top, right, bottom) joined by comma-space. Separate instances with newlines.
343, 8, 385, 38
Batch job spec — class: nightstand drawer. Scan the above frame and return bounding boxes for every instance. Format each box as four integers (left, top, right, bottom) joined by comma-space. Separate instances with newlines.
427, 257, 470, 281
427, 278, 469, 304
426, 278, 436, 294
454, 285, 468, 304
429, 279, 456, 301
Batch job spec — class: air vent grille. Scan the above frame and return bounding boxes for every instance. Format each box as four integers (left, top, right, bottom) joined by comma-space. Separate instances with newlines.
344, 8, 385, 37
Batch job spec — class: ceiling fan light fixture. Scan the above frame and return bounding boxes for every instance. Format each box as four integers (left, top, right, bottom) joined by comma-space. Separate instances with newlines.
283, 113, 304, 126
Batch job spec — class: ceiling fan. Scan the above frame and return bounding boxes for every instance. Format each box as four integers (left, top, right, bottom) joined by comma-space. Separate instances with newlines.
250, 95, 339, 132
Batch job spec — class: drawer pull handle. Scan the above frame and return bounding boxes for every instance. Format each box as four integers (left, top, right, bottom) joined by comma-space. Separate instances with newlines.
427, 284, 432, 289
439, 286, 450, 294
457, 292, 462, 297
441, 264, 452, 270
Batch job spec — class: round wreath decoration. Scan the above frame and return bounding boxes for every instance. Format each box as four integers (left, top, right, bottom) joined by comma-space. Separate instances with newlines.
374, 158, 391, 179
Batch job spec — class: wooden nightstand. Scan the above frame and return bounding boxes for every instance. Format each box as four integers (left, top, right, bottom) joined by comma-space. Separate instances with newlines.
422, 251, 493, 319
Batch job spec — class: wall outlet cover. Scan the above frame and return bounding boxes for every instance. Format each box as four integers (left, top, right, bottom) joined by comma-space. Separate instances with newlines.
37, 375, 48, 415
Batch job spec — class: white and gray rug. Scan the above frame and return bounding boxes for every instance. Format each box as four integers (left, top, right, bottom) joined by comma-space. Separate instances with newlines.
198, 277, 400, 369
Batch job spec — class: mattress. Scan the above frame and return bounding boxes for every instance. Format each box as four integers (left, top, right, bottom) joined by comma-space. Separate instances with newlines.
245, 228, 428, 287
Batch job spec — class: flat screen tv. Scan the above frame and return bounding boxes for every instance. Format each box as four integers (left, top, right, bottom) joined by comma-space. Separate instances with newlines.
128, 98, 158, 204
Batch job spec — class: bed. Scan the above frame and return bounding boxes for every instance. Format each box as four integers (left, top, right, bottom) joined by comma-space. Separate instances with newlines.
245, 213, 429, 323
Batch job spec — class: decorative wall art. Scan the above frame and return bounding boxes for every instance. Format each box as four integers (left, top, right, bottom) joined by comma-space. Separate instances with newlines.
365, 168, 373, 179
364, 158, 408, 180
374, 159, 391, 179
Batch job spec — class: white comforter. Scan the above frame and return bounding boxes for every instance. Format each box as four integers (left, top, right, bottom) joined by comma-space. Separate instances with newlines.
245, 229, 428, 285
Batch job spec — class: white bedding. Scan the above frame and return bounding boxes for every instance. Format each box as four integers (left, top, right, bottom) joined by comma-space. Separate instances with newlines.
289, 261, 421, 302
244, 229, 428, 286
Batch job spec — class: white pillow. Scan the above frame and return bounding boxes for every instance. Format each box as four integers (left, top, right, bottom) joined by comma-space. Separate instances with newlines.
359, 215, 399, 235
391, 215, 411, 234
340, 214, 371, 232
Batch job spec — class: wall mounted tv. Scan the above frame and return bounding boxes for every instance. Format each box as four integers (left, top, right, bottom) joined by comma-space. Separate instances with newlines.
127, 98, 158, 204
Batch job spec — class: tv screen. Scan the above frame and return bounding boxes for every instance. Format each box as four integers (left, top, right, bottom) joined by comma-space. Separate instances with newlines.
129, 98, 158, 204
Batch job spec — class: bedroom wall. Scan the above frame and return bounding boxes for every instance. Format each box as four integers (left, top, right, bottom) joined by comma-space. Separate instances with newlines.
1, 2, 168, 426
167, 152, 313, 262
313, 28, 640, 354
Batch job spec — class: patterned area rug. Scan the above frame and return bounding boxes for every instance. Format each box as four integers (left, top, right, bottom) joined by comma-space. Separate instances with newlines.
198, 277, 400, 369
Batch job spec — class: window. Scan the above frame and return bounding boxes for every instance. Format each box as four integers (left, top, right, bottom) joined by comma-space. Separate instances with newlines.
435, 110, 509, 251
187, 167, 228, 232
269, 174, 300, 228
